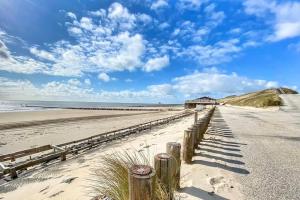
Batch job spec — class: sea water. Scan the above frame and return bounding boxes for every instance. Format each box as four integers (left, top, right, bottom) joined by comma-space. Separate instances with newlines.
0, 100, 180, 112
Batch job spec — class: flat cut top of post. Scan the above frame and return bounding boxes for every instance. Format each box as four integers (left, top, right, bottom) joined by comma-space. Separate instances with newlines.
131, 165, 152, 176
156, 153, 171, 160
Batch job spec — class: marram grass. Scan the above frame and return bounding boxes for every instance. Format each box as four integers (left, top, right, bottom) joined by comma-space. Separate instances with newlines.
91, 151, 169, 200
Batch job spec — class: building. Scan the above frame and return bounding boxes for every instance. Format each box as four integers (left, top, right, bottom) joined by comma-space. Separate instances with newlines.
184, 96, 218, 109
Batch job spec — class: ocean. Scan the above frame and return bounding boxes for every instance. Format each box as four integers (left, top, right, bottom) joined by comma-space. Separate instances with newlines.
0, 100, 181, 112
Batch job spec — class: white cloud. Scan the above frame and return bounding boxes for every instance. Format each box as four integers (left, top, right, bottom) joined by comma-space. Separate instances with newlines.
181, 39, 241, 66
137, 14, 152, 24
143, 55, 169, 72
108, 2, 136, 29
177, 0, 206, 10
151, 0, 168, 10
0, 67, 282, 102
158, 22, 170, 30
244, 0, 300, 41
84, 78, 91, 85
98, 72, 111, 82
30, 47, 56, 61
68, 78, 81, 86
125, 78, 133, 82
88, 9, 106, 17
172, 68, 279, 98
0, 40, 10, 59
0, 77, 175, 103
204, 3, 225, 27
66, 12, 77, 20
0, 3, 161, 76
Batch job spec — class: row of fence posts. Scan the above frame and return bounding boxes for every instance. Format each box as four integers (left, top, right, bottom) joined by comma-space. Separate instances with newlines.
128, 107, 216, 200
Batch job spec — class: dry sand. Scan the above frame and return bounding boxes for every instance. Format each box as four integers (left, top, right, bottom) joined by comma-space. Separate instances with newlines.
0, 109, 182, 154
0, 111, 242, 200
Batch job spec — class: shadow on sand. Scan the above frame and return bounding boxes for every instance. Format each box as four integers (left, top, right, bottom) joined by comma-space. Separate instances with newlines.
193, 108, 250, 175
181, 186, 230, 200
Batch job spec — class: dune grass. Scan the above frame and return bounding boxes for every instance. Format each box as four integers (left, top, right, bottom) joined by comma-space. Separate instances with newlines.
219, 88, 298, 107
91, 151, 169, 200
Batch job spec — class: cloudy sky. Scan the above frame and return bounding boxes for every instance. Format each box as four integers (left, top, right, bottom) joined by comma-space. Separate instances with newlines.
0, 0, 299, 103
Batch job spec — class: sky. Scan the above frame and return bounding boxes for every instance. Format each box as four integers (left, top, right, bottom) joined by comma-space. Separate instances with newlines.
0, 0, 299, 103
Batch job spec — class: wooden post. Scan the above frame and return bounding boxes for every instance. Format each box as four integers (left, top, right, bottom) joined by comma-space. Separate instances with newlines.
194, 111, 198, 124
189, 126, 198, 150
166, 142, 181, 190
195, 123, 201, 145
129, 165, 156, 200
183, 130, 193, 164
154, 153, 175, 200
10, 167, 18, 179
61, 151, 66, 161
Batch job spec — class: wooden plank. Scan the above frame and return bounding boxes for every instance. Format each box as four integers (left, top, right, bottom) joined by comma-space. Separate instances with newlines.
0, 145, 52, 162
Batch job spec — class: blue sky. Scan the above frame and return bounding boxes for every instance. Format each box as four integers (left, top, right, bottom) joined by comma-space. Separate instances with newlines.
0, 0, 299, 103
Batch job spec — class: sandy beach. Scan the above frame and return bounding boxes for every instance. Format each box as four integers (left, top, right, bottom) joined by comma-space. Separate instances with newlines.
0, 108, 182, 154
1, 95, 300, 200
0, 110, 243, 200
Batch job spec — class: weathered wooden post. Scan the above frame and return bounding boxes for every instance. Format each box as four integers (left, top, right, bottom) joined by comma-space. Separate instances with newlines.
183, 130, 193, 164
189, 126, 199, 150
10, 167, 18, 179
61, 151, 66, 161
154, 153, 175, 199
194, 111, 198, 124
128, 164, 156, 200
166, 142, 181, 190
196, 123, 201, 144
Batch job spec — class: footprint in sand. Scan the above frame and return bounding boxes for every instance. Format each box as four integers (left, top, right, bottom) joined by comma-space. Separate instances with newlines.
209, 176, 226, 192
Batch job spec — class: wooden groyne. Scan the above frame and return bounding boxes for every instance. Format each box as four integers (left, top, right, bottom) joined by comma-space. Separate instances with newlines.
0, 111, 193, 179
26, 105, 183, 112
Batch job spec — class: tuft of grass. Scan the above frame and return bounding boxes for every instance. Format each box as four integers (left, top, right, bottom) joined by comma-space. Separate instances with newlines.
91, 151, 169, 200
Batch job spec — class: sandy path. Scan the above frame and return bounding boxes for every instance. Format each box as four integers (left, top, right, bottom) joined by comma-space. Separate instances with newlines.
0, 110, 181, 154
217, 105, 300, 200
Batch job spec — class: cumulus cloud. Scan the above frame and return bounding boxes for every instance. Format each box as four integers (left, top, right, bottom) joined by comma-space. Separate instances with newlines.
98, 72, 111, 82
30, 47, 55, 61
172, 68, 279, 98
0, 3, 165, 76
151, 0, 168, 10
0, 68, 281, 102
143, 55, 169, 72
181, 39, 241, 66
66, 12, 77, 20
0, 77, 175, 103
244, 0, 300, 41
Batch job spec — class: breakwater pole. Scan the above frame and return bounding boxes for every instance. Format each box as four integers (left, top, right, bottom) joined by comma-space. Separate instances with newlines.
182, 107, 215, 163
129, 165, 156, 200
154, 153, 175, 200
166, 142, 181, 190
